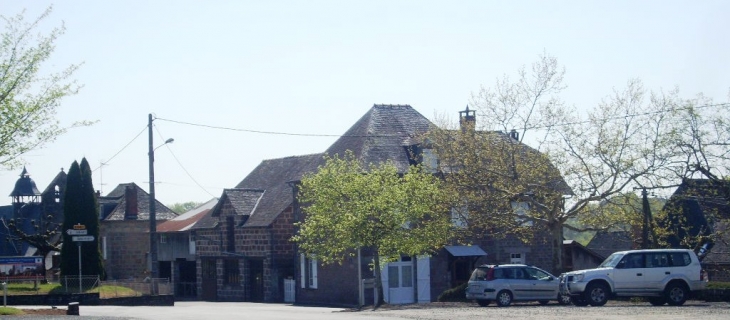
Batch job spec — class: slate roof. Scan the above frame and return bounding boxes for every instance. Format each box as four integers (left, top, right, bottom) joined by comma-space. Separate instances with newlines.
9, 167, 41, 197
158, 198, 218, 232
586, 230, 634, 259
662, 179, 730, 264
41, 170, 67, 196
228, 104, 572, 230
213, 189, 265, 217
99, 183, 177, 221
563, 239, 603, 261
325, 104, 434, 173
234, 154, 324, 227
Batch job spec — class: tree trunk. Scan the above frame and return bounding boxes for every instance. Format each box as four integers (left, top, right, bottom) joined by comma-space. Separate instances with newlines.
373, 251, 385, 307
549, 222, 564, 275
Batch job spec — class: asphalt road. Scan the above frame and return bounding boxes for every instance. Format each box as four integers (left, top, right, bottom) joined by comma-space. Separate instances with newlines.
12, 300, 730, 320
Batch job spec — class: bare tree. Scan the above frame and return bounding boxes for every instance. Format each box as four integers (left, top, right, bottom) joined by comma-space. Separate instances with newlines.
428, 53, 683, 273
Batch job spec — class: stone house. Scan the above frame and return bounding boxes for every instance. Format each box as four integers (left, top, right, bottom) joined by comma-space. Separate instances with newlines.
156, 198, 217, 298
190, 104, 571, 306
98, 183, 177, 280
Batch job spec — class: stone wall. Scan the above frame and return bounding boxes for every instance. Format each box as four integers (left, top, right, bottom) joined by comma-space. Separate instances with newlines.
100, 220, 151, 280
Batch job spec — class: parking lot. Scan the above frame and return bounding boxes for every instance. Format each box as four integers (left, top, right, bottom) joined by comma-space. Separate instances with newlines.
365, 300, 730, 320
18, 300, 727, 320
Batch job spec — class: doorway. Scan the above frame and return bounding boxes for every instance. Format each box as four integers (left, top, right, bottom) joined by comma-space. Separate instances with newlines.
248, 259, 264, 302
201, 259, 217, 301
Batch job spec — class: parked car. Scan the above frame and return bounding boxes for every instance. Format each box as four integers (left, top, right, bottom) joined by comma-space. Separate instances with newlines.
560, 249, 707, 306
465, 264, 571, 307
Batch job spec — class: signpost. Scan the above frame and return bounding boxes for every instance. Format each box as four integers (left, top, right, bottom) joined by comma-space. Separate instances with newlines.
66, 229, 87, 236
70, 224, 87, 293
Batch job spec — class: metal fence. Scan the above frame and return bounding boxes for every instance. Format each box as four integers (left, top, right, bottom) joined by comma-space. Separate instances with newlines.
100, 278, 172, 297
59, 276, 101, 294
0, 277, 48, 295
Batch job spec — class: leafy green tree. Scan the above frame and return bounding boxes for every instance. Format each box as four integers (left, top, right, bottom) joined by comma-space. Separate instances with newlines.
0, 6, 85, 170
428, 53, 682, 273
60, 158, 105, 279
292, 152, 453, 305
168, 201, 203, 214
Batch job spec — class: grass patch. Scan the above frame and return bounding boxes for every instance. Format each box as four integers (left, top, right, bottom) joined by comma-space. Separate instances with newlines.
0, 306, 24, 315
3, 282, 141, 298
88, 285, 140, 298
3, 282, 60, 295
707, 281, 730, 289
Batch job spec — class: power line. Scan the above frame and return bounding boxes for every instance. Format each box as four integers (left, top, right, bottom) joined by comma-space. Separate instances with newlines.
154, 126, 218, 199
92, 125, 147, 172
155, 102, 729, 138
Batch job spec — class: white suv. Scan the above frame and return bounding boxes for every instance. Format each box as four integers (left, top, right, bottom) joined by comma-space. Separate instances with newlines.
560, 249, 706, 306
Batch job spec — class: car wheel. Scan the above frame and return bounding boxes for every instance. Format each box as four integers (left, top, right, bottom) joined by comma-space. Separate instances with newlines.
496, 290, 513, 307
665, 283, 688, 306
558, 293, 572, 305
648, 297, 666, 306
538, 300, 549, 305
570, 296, 589, 306
477, 299, 491, 307
585, 283, 609, 306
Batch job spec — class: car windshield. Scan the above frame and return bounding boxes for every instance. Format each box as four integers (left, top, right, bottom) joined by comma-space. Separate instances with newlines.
598, 253, 624, 268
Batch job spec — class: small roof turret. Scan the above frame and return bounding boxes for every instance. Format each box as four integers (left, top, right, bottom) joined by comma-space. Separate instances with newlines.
10, 167, 41, 203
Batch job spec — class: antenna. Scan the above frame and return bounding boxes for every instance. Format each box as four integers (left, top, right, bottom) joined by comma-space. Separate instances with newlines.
99, 161, 108, 194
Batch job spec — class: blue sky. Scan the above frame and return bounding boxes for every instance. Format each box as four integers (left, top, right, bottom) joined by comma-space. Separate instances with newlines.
2, 1, 728, 205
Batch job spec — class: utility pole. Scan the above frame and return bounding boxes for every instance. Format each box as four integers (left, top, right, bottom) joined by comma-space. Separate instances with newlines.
640, 187, 652, 249
148, 114, 158, 281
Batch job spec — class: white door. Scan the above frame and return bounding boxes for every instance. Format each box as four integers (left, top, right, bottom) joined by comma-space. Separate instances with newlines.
382, 261, 415, 304
417, 256, 431, 303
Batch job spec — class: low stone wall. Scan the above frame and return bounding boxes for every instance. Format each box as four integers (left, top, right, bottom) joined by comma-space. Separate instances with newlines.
2, 293, 174, 306
3, 293, 100, 306
699, 288, 730, 302
98, 295, 174, 306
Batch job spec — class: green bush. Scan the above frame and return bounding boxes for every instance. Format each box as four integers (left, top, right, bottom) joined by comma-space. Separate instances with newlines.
437, 282, 469, 302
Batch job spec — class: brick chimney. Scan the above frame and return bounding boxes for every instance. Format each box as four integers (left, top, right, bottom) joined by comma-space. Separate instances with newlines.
459, 105, 476, 132
124, 185, 138, 220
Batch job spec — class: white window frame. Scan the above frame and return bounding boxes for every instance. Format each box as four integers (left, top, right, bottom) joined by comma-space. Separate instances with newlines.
300, 254, 318, 289
510, 252, 525, 264
511, 201, 533, 226
189, 234, 196, 255
451, 206, 468, 228
421, 148, 438, 173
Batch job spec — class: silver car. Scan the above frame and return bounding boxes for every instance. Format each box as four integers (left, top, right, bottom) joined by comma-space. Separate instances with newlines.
466, 264, 571, 307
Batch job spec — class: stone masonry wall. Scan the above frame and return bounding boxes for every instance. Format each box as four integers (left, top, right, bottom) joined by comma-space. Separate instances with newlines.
100, 220, 151, 280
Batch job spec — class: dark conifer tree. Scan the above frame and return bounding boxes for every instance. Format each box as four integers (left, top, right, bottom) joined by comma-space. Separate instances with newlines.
80, 158, 105, 279
60, 158, 106, 280
60, 161, 81, 277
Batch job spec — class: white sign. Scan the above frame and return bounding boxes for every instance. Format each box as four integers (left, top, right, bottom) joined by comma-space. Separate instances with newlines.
72, 236, 95, 242
67, 229, 88, 235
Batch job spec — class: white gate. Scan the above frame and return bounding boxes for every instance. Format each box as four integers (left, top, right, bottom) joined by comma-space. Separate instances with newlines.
417, 256, 431, 303
284, 278, 295, 303
382, 260, 415, 304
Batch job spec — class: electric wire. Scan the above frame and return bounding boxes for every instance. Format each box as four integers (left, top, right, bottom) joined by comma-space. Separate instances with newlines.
91, 125, 147, 172
155, 102, 730, 138
154, 126, 218, 199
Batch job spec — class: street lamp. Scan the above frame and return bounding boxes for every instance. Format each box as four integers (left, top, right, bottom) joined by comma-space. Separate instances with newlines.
148, 113, 174, 280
